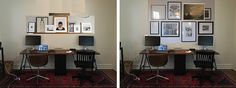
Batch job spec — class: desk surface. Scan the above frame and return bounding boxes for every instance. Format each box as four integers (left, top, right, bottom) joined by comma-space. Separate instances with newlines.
140, 49, 219, 55
20, 49, 75, 55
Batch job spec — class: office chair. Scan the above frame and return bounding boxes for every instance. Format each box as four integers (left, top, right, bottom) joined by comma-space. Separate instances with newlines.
72, 51, 96, 84
146, 53, 169, 81
27, 54, 49, 84
192, 51, 215, 84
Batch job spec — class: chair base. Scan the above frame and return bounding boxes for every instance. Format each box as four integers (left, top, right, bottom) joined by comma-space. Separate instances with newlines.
27, 74, 49, 81
147, 74, 169, 81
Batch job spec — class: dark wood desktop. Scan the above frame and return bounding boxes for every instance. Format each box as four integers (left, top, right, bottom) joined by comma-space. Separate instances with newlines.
139, 49, 219, 75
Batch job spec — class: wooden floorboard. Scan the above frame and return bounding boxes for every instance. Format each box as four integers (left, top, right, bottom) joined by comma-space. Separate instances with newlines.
222, 69, 236, 82
101, 69, 116, 82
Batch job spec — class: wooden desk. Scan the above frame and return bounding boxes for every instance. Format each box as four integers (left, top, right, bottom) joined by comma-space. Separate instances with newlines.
139, 49, 219, 75
20, 49, 75, 75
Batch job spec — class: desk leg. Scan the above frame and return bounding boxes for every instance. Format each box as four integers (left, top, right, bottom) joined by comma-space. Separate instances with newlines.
55, 54, 67, 75
139, 54, 144, 70
174, 55, 186, 75
145, 54, 152, 70
19, 54, 25, 71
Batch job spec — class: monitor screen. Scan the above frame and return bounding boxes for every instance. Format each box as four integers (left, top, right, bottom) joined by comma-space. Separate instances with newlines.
25, 35, 41, 45
198, 36, 213, 46
79, 36, 94, 46
145, 36, 160, 46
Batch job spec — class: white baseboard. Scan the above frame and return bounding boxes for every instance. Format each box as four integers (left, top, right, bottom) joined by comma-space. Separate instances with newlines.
13, 64, 114, 69
131, 64, 233, 69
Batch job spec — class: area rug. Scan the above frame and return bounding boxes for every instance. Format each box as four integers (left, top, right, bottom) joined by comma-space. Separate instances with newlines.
121, 70, 236, 88
0, 70, 116, 88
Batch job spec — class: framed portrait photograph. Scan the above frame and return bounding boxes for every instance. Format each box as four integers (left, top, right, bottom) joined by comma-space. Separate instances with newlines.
28, 22, 35, 33
45, 25, 55, 33
167, 1, 181, 20
36, 17, 48, 32
150, 5, 166, 20
74, 24, 81, 33
81, 22, 93, 33
181, 21, 196, 42
68, 23, 75, 33
184, 3, 205, 20
150, 21, 159, 35
161, 21, 180, 37
205, 8, 211, 20
54, 16, 68, 32
198, 22, 214, 35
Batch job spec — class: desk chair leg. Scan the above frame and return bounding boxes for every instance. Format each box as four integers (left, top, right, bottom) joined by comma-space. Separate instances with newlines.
146, 70, 169, 81
27, 67, 49, 81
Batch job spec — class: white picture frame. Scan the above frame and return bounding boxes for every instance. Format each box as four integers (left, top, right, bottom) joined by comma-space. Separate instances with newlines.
81, 23, 93, 33
150, 5, 166, 20
45, 25, 55, 33
74, 25, 81, 33
36, 17, 48, 32
68, 23, 75, 33
54, 16, 68, 32
181, 21, 196, 42
150, 21, 159, 35
28, 22, 35, 33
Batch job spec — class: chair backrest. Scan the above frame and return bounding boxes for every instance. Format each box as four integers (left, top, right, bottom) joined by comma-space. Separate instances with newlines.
147, 53, 168, 67
195, 51, 215, 68
76, 51, 95, 68
28, 54, 48, 67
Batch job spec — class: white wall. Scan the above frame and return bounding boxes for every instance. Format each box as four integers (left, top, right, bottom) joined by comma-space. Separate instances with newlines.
0, 0, 116, 70
121, 0, 235, 69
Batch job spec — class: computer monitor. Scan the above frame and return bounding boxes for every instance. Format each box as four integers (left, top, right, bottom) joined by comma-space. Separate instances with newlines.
145, 36, 160, 46
79, 36, 94, 50
198, 36, 213, 46
25, 35, 41, 45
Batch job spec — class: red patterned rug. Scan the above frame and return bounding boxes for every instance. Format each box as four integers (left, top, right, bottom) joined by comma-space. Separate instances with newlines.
0, 70, 116, 88
121, 70, 236, 88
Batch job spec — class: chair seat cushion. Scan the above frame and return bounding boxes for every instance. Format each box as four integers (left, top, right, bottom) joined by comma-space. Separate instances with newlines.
74, 61, 94, 68
194, 61, 213, 68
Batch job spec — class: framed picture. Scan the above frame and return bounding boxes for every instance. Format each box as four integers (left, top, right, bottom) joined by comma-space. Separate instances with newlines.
161, 21, 180, 37
150, 5, 166, 20
28, 22, 35, 33
36, 17, 48, 32
54, 16, 68, 32
74, 25, 81, 33
184, 3, 204, 20
81, 22, 93, 33
205, 8, 211, 20
150, 21, 159, 35
45, 25, 55, 32
167, 1, 181, 20
198, 22, 214, 35
68, 23, 75, 33
182, 21, 196, 42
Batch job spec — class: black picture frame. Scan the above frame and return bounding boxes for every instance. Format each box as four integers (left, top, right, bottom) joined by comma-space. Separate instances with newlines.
167, 1, 182, 20
205, 8, 211, 20
161, 21, 180, 37
198, 21, 214, 35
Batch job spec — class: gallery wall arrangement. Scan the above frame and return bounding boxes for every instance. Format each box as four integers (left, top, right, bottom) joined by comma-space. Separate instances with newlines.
149, 0, 214, 42
26, 13, 95, 34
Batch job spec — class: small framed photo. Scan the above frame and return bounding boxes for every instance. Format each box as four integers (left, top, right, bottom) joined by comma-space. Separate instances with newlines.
161, 21, 180, 37
205, 8, 211, 20
182, 21, 196, 42
54, 16, 68, 32
198, 22, 214, 35
45, 25, 55, 32
150, 5, 166, 20
28, 22, 35, 33
74, 25, 81, 33
36, 17, 48, 32
167, 1, 182, 20
81, 23, 93, 33
183, 3, 204, 20
68, 23, 75, 33
150, 21, 159, 35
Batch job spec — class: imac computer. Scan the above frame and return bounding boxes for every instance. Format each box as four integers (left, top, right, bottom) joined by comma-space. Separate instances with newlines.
79, 36, 94, 50
25, 35, 41, 50
198, 36, 213, 50
145, 36, 160, 50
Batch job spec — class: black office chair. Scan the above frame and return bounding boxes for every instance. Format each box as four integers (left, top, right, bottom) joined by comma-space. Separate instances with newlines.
192, 50, 215, 84
72, 50, 96, 84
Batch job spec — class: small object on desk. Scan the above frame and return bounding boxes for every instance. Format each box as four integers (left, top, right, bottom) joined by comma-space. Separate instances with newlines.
189, 48, 195, 51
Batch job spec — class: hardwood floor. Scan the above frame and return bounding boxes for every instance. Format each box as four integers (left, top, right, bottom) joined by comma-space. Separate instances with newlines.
222, 69, 236, 82
101, 69, 116, 82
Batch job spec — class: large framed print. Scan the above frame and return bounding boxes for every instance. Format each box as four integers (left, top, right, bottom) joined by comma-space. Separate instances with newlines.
184, 3, 204, 20
150, 5, 166, 20
54, 16, 68, 32
167, 1, 181, 20
198, 21, 214, 35
150, 21, 159, 35
36, 17, 48, 32
161, 21, 180, 37
181, 21, 196, 42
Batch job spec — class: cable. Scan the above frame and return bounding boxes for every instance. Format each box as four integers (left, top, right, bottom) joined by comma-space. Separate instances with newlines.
3, 62, 20, 88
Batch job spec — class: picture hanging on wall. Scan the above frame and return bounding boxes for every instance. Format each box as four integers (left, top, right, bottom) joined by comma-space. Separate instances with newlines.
198, 21, 214, 35
68, 23, 75, 33
183, 3, 204, 20
181, 21, 196, 42
54, 16, 68, 32
161, 21, 180, 37
205, 8, 211, 20
28, 22, 35, 33
150, 5, 166, 20
45, 25, 55, 33
74, 24, 81, 33
36, 17, 48, 32
167, 1, 182, 20
81, 22, 93, 33
150, 21, 159, 35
